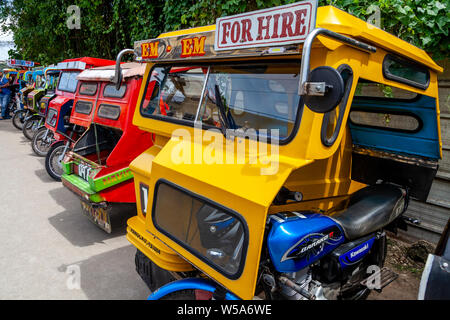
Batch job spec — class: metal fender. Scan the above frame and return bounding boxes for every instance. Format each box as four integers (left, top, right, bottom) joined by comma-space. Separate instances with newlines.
147, 278, 240, 300
49, 139, 66, 149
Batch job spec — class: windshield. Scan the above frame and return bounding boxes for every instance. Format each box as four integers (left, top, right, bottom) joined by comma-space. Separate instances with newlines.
46, 73, 60, 90
58, 71, 80, 93
35, 75, 45, 89
141, 62, 301, 139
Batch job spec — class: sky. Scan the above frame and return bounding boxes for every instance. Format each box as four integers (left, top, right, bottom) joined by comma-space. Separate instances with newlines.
0, 18, 15, 60
0, 17, 13, 41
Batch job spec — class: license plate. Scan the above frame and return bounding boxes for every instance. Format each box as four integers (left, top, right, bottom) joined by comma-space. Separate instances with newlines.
80, 201, 112, 233
75, 162, 92, 182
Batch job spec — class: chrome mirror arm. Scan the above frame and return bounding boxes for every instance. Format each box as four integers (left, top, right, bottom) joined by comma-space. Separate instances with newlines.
112, 48, 137, 90
299, 28, 377, 95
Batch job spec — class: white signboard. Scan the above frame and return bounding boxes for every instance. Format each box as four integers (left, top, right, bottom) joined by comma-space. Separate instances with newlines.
214, 0, 317, 51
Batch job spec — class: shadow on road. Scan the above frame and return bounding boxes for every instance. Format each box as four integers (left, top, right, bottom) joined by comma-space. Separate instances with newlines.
33, 158, 55, 183
48, 187, 128, 247
57, 245, 149, 300
0, 121, 20, 133
48, 208, 128, 247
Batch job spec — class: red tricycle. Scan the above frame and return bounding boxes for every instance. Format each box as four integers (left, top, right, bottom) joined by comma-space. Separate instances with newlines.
60, 62, 153, 233
42, 57, 116, 180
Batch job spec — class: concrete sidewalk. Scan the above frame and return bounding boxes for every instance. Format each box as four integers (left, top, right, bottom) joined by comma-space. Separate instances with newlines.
0, 120, 149, 299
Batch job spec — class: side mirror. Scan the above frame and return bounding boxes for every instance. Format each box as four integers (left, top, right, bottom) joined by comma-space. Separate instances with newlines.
302, 66, 344, 113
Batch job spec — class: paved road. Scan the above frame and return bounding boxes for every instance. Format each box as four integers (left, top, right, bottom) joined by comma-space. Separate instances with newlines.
0, 120, 149, 299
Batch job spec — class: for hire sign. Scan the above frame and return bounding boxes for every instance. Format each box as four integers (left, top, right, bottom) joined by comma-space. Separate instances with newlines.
214, 0, 317, 51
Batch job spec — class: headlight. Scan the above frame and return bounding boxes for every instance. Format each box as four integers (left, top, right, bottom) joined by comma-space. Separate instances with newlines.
46, 108, 58, 127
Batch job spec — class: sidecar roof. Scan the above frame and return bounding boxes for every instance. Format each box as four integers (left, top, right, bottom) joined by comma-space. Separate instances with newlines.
57, 57, 115, 71
76, 62, 146, 82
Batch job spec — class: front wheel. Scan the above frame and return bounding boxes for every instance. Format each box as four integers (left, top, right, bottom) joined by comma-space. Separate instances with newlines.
45, 141, 68, 181
23, 116, 43, 140
32, 127, 55, 157
12, 110, 26, 130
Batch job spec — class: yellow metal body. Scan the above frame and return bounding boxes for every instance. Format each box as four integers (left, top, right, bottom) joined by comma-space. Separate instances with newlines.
126, 6, 442, 299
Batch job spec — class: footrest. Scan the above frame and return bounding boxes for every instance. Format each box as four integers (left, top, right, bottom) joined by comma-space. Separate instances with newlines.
360, 267, 398, 292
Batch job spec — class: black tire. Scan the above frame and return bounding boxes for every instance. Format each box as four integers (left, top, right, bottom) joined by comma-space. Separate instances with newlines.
23, 115, 42, 140
135, 249, 176, 292
160, 290, 196, 300
12, 110, 26, 130
8, 99, 16, 117
45, 141, 67, 181
32, 127, 55, 157
159, 289, 214, 300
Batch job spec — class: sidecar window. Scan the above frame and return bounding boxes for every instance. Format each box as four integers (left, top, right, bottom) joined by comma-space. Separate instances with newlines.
141, 67, 206, 122
58, 71, 80, 93
152, 180, 248, 279
355, 79, 418, 100
140, 62, 301, 141
197, 63, 300, 138
103, 84, 127, 98
79, 82, 98, 96
383, 54, 429, 89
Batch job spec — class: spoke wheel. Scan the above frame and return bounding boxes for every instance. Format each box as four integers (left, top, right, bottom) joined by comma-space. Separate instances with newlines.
23, 116, 42, 140
32, 127, 55, 157
45, 141, 68, 181
12, 110, 26, 130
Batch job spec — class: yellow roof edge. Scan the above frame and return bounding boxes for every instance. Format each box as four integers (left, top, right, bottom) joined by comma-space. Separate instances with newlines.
154, 6, 442, 73
157, 25, 215, 39
317, 6, 443, 73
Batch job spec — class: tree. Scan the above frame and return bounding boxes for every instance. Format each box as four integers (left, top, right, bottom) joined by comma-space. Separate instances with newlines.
1, 0, 448, 64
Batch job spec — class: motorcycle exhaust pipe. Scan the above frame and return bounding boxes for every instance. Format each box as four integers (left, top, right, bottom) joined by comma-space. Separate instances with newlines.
278, 276, 316, 300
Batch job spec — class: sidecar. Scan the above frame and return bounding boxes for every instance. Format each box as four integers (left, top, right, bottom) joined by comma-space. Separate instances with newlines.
22, 69, 49, 139
120, 2, 443, 300
19, 71, 35, 106
60, 62, 152, 233
42, 57, 116, 179
25, 70, 45, 111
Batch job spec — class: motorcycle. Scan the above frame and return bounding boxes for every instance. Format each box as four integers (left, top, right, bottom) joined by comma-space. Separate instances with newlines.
30, 68, 61, 156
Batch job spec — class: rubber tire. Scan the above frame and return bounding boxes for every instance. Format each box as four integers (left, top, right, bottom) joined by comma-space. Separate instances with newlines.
32, 127, 54, 157
8, 99, 17, 118
160, 290, 196, 300
45, 141, 67, 181
23, 116, 42, 140
12, 110, 26, 130
135, 249, 176, 292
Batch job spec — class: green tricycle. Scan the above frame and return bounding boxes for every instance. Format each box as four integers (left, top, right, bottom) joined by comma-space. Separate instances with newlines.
22, 68, 61, 140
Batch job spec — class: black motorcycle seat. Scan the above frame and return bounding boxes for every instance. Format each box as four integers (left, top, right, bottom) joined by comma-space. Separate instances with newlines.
331, 184, 404, 240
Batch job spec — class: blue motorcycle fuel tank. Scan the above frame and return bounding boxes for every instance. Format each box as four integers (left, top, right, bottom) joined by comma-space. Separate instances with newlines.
267, 213, 345, 272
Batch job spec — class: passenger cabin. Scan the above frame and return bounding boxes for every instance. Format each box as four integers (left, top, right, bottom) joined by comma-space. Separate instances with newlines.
26, 70, 46, 112
62, 62, 152, 203
45, 57, 115, 137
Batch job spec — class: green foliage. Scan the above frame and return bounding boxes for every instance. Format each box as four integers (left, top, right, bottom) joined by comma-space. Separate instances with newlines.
0, 0, 165, 64
0, 0, 448, 65
324, 0, 449, 60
